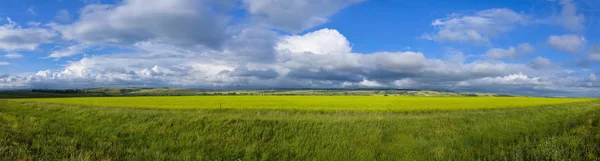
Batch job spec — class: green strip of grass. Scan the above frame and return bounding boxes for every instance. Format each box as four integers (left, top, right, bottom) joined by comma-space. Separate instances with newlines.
1, 99, 599, 160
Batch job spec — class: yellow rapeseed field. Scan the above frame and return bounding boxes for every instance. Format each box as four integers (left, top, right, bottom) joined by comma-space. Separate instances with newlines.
22, 96, 596, 111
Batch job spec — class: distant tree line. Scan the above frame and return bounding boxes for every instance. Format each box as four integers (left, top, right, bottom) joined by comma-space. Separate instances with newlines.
31, 89, 105, 94
32, 89, 86, 93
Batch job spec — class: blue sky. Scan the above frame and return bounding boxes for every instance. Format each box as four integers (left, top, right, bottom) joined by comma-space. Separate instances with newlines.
0, 0, 599, 97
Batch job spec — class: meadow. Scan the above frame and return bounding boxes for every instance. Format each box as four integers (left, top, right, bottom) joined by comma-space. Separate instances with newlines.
1, 95, 600, 160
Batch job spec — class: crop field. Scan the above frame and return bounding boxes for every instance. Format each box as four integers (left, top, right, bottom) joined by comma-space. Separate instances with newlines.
19, 96, 595, 111
1, 96, 600, 160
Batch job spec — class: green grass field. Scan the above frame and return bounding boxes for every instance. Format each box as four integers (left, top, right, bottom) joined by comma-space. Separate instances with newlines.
20, 96, 595, 111
1, 96, 600, 160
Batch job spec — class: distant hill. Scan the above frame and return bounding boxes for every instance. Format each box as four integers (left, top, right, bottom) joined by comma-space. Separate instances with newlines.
0, 88, 515, 98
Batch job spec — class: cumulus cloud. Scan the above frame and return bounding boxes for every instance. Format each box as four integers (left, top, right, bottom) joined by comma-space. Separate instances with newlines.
0, 62, 8, 65
422, 8, 527, 44
242, 0, 364, 33
0, 17, 57, 51
357, 79, 383, 87
274, 29, 528, 86
6, 27, 592, 97
2, 28, 531, 91
52, 0, 227, 48
465, 73, 544, 85
276, 28, 351, 54
485, 43, 534, 59
547, 34, 586, 53
4, 53, 23, 59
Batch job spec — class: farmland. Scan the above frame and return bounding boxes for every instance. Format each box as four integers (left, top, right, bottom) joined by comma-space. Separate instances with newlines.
1, 95, 600, 160
20, 96, 595, 111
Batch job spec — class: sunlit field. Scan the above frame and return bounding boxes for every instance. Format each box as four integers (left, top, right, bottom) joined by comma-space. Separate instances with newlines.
20, 96, 595, 111
2, 96, 600, 160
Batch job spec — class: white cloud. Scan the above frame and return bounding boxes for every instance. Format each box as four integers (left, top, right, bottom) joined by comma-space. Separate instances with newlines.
458, 73, 553, 94
557, 0, 585, 32
485, 43, 534, 59
275, 29, 524, 85
0, 17, 57, 51
0, 62, 9, 65
275, 28, 351, 54
423, 8, 527, 44
451, 72, 594, 96
48, 45, 88, 59
547, 34, 586, 53
242, 0, 364, 33
528, 56, 552, 69
358, 79, 383, 87
53, 0, 227, 48
546, 0, 586, 32
4, 53, 23, 59
465, 73, 544, 85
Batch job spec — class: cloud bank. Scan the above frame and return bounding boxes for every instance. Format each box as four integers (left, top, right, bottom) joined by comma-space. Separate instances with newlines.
0, 0, 599, 97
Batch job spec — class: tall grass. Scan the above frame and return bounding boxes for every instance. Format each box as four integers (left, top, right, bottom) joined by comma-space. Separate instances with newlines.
1, 99, 599, 160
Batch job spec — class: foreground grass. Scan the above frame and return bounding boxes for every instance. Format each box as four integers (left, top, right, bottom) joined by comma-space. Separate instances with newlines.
1, 99, 599, 160
20, 96, 595, 111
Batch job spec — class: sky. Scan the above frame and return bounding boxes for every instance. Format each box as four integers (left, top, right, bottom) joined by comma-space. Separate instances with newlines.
0, 0, 599, 97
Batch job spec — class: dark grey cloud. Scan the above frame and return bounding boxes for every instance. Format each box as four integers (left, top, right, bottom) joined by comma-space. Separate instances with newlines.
287, 70, 363, 82
229, 67, 279, 80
